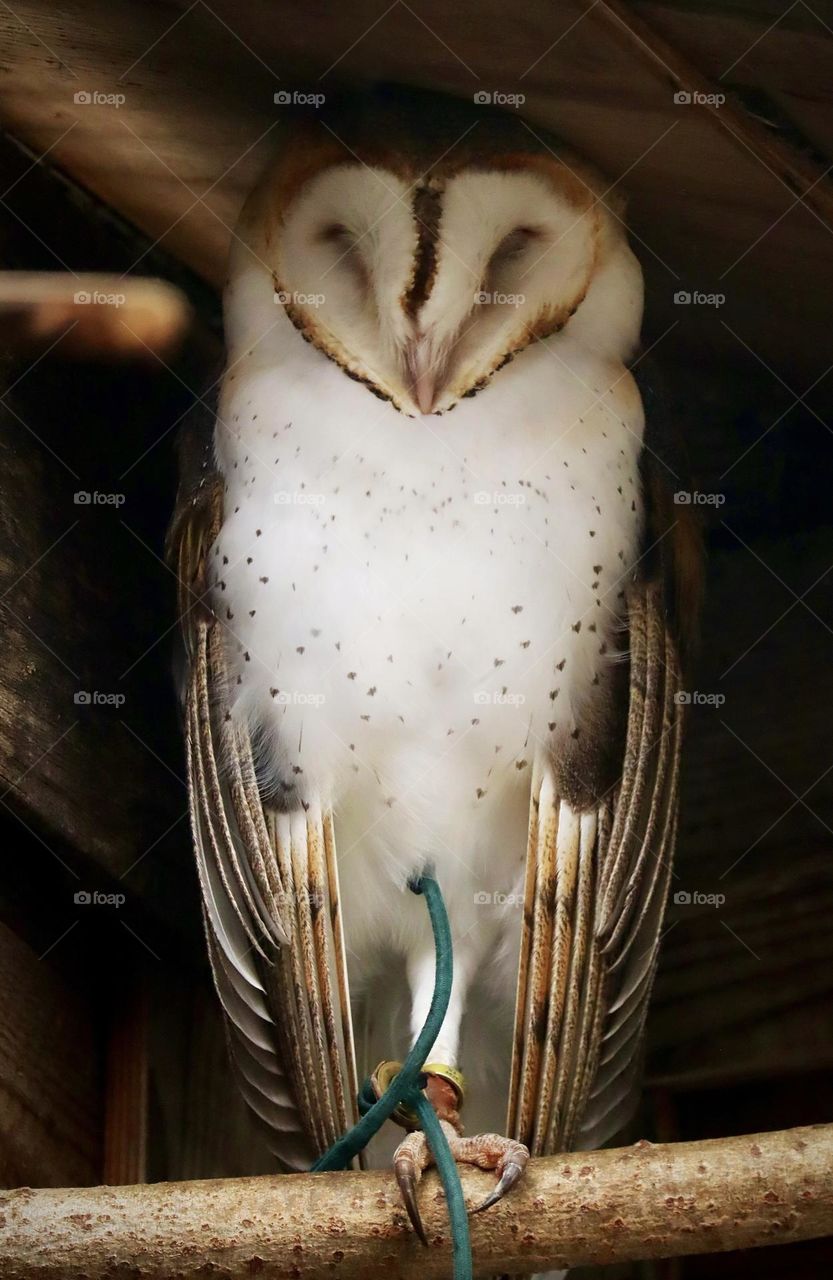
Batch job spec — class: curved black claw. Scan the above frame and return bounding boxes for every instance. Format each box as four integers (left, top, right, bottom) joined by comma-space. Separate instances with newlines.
394, 1156, 429, 1245
471, 1150, 528, 1214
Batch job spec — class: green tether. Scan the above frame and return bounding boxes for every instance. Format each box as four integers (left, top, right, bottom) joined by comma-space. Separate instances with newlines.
312, 873, 472, 1280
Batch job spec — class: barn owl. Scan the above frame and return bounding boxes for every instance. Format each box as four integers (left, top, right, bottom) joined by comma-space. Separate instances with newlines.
172, 85, 700, 1249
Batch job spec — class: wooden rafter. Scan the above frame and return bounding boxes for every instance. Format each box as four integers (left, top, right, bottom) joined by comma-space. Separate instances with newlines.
589, 0, 833, 222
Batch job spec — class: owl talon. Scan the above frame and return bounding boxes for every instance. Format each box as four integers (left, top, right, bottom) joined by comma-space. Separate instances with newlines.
393, 1130, 432, 1245
471, 1150, 528, 1213
397, 1166, 428, 1245
460, 1134, 530, 1214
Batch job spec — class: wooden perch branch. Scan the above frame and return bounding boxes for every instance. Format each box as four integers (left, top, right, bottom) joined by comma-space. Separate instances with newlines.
1, 1124, 831, 1278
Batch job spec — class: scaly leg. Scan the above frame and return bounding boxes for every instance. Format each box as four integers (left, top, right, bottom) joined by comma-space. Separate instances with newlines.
392, 1054, 529, 1241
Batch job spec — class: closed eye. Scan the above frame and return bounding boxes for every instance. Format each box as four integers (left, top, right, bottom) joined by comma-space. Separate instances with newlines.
317, 222, 368, 287
489, 225, 542, 268
318, 222, 352, 245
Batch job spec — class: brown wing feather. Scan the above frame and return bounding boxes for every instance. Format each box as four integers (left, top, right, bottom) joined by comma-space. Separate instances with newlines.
171, 435, 358, 1171
507, 563, 690, 1154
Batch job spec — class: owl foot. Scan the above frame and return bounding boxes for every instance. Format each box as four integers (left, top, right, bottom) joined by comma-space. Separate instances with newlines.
393, 1121, 529, 1244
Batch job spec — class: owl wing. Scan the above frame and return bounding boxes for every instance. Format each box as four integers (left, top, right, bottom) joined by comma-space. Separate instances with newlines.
169, 421, 360, 1170
506, 452, 701, 1156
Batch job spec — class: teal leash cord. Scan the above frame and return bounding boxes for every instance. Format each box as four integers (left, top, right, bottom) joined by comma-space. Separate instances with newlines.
311, 874, 472, 1280
411, 1090, 472, 1280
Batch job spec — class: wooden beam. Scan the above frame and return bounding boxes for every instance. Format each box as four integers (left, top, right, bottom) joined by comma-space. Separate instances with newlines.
3, 0, 833, 383
590, 0, 833, 221
1, 1125, 831, 1277
102, 969, 148, 1186
0, 924, 100, 1189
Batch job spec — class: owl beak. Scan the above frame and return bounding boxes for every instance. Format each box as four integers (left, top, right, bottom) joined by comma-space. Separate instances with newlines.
406, 339, 439, 415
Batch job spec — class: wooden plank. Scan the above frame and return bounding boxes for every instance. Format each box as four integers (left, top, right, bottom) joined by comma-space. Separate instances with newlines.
103, 970, 148, 1185
0, 373, 185, 886
146, 978, 275, 1180
0, 130, 216, 915
595, 0, 833, 222
634, 1, 833, 204
0, 923, 100, 1188
648, 521, 833, 1085
0, 0, 831, 381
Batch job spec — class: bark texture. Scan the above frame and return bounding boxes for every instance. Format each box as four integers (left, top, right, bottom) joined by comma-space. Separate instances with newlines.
1, 1125, 831, 1278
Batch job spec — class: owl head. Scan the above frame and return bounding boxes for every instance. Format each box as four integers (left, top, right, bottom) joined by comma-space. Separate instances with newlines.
234, 87, 642, 415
